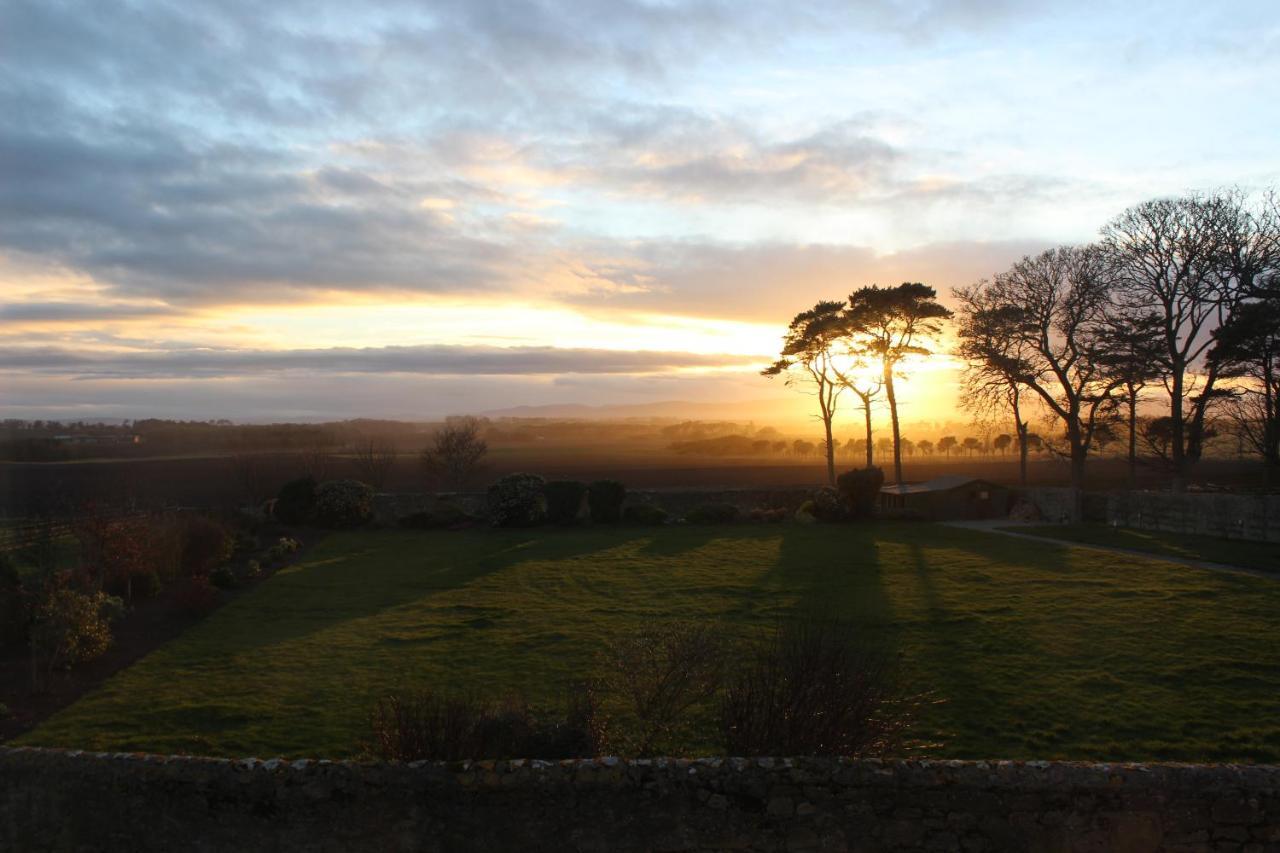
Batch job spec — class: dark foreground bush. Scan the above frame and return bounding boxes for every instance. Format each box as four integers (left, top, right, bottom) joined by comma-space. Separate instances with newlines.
719, 619, 915, 757
544, 480, 586, 525
180, 515, 235, 577
809, 486, 846, 521
684, 503, 740, 524
621, 504, 667, 526
274, 476, 317, 525
370, 685, 605, 761
314, 479, 375, 528
601, 621, 725, 756
487, 473, 547, 527
836, 467, 885, 519
587, 480, 626, 523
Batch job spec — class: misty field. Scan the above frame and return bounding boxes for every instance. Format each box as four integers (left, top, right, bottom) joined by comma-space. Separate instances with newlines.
20, 524, 1280, 762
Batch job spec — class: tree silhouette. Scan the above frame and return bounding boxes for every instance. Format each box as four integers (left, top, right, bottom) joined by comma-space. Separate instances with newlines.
845, 283, 952, 484
937, 435, 958, 457
1208, 288, 1280, 484
993, 434, 1012, 455
916, 439, 934, 456
1102, 190, 1279, 490
762, 301, 849, 484
1095, 312, 1166, 487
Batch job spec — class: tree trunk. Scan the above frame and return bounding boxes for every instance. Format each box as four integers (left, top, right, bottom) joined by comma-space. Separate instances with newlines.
823, 413, 835, 486
1127, 389, 1138, 490
1169, 367, 1186, 492
884, 363, 903, 484
863, 401, 874, 469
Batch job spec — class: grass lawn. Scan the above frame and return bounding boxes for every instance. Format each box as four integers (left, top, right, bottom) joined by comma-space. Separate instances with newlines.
19, 523, 1280, 762
1007, 523, 1280, 573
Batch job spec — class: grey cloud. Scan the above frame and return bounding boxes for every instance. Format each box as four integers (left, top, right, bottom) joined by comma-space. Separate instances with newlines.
0, 302, 175, 323
0, 344, 757, 379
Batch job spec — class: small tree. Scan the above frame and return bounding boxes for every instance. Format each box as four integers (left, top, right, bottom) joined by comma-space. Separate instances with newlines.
992, 434, 1012, 455
937, 436, 958, 457
421, 417, 488, 490
351, 436, 397, 490
763, 301, 850, 485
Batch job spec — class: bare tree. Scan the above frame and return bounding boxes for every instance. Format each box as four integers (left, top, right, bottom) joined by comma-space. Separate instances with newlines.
1095, 312, 1166, 487
974, 246, 1122, 510
954, 282, 1038, 487
420, 417, 488, 490
351, 436, 398, 490
1102, 190, 1280, 490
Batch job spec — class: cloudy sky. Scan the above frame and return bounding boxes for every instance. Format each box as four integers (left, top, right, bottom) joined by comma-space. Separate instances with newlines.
2, 0, 1278, 423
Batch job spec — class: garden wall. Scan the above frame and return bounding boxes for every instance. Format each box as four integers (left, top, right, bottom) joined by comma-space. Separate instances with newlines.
1022, 488, 1280, 542
2, 747, 1277, 852
371, 488, 814, 526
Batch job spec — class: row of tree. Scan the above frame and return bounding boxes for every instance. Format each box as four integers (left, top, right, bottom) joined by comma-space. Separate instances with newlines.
767, 189, 1279, 495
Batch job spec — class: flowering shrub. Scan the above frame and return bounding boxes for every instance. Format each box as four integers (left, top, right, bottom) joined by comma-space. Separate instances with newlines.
810, 486, 846, 521
28, 584, 123, 687
314, 480, 374, 528
486, 473, 546, 527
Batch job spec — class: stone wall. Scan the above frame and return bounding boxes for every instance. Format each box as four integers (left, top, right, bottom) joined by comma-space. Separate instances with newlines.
372, 488, 815, 526
2, 747, 1277, 852
1107, 491, 1280, 543
1021, 487, 1280, 542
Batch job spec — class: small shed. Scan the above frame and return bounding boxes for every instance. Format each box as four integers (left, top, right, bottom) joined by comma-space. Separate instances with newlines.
879, 475, 1011, 520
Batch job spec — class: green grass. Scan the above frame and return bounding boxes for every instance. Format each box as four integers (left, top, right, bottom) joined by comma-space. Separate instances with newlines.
19, 523, 1280, 762
1007, 523, 1280, 573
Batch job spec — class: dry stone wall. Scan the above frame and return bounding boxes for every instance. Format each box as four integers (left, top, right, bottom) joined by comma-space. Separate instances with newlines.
2, 747, 1277, 852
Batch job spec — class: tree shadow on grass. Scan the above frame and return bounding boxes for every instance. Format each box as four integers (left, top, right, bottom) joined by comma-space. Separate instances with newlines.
189, 529, 639, 656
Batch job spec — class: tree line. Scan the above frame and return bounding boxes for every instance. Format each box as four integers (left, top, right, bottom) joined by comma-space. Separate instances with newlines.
766, 188, 1280, 494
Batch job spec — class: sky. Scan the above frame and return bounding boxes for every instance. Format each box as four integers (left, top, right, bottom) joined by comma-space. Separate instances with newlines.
2, 0, 1278, 425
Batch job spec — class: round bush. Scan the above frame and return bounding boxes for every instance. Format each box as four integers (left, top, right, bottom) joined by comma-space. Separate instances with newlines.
487, 473, 547, 527
587, 480, 626, 523
544, 481, 587, 525
314, 479, 375, 528
835, 467, 884, 519
275, 476, 318, 525
622, 504, 668, 526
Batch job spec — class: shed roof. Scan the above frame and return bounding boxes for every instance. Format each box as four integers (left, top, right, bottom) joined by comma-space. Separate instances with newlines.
879, 475, 1000, 496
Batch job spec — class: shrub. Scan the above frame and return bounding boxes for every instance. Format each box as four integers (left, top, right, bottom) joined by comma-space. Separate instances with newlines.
587, 480, 626, 523
600, 622, 725, 756
0, 556, 26, 649
794, 500, 817, 524
486, 473, 546, 527
836, 467, 884, 519
245, 559, 262, 579
719, 619, 915, 757
28, 584, 123, 688
809, 486, 846, 521
274, 476, 318, 525
543, 480, 586, 525
683, 503, 740, 524
133, 571, 162, 599
314, 479, 374, 528
398, 501, 476, 530
622, 504, 667, 526
181, 515, 235, 577
175, 576, 219, 615
369, 684, 605, 762
209, 565, 238, 590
